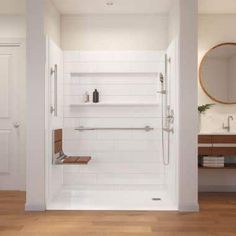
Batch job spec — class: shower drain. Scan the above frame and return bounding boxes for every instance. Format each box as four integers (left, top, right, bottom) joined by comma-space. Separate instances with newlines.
152, 198, 161, 201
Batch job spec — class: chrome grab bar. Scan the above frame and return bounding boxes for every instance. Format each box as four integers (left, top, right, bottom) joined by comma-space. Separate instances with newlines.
50, 64, 58, 116
75, 126, 154, 132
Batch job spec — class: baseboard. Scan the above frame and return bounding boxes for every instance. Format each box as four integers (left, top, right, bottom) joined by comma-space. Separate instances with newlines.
199, 185, 236, 192
25, 203, 46, 211
178, 203, 199, 212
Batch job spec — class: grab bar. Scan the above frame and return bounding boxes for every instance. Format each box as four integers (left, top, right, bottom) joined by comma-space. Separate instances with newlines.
75, 126, 154, 132
50, 64, 58, 116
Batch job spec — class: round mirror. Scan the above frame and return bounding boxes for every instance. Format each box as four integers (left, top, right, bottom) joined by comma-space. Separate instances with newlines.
199, 43, 236, 104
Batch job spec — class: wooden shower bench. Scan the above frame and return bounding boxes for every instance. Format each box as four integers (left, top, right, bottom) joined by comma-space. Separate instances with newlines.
53, 129, 91, 165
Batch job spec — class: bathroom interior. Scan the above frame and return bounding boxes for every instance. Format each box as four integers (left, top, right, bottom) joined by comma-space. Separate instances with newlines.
44, 0, 180, 210
1, 0, 236, 213
4, 0, 236, 212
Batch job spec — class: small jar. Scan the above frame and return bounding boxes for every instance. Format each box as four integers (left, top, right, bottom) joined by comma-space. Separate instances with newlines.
83, 92, 90, 103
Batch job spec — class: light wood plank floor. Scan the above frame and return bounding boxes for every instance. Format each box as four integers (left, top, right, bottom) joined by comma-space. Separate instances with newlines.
0, 191, 236, 236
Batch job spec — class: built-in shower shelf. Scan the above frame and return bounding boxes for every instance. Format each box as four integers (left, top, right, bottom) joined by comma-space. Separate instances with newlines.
70, 102, 159, 107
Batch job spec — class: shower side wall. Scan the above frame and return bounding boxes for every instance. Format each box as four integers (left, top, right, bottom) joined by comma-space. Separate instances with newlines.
45, 38, 64, 204
164, 38, 179, 207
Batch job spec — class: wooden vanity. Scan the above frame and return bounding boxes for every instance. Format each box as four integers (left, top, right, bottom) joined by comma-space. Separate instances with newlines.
198, 134, 236, 169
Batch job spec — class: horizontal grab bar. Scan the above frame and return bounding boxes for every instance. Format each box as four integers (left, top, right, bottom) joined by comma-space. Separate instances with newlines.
75, 126, 154, 132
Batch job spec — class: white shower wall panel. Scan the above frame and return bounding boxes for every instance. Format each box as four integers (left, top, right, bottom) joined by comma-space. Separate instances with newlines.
63, 51, 165, 190
47, 39, 64, 202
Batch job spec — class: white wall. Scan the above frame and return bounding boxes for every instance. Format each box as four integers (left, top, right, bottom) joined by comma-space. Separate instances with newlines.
61, 14, 168, 51
26, 0, 46, 211
168, 0, 179, 42
0, 0, 25, 15
178, 0, 198, 211
0, 15, 25, 38
44, 0, 61, 47
199, 14, 236, 191
167, 0, 199, 212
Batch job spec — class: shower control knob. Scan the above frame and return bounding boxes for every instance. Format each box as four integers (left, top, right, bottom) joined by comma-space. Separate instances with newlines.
167, 109, 174, 124
50, 106, 55, 114
157, 90, 166, 94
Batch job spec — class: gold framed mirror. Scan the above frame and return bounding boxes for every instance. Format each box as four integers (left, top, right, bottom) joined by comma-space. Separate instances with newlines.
199, 42, 236, 105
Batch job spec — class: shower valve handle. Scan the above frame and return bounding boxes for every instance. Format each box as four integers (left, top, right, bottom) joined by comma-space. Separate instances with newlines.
50, 106, 55, 114
167, 109, 174, 124
163, 127, 174, 133
157, 90, 166, 94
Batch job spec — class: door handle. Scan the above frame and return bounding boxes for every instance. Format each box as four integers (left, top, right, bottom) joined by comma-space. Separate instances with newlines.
13, 122, 20, 128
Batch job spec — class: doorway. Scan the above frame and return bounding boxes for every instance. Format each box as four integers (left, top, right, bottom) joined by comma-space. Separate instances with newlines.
0, 42, 25, 190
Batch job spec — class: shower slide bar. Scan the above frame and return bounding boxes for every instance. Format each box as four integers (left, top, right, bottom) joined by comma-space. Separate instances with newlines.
75, 126, 154, 132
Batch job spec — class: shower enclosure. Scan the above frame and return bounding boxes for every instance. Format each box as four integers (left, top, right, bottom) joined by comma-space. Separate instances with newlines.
25, 0, 198, 212
45, 40, 179, 210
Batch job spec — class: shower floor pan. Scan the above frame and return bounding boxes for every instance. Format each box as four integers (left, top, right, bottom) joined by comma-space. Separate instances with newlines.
47, 186, 177, 211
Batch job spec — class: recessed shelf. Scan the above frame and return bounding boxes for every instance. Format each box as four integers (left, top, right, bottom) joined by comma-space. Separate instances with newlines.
70, 102, 159, 107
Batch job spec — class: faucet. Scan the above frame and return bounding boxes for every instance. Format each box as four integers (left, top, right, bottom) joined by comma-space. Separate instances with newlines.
223, 115, 234, 132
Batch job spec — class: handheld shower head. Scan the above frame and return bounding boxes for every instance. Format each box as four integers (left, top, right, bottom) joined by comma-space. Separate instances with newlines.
160, 73, 164, 83
157, 73, 166, 94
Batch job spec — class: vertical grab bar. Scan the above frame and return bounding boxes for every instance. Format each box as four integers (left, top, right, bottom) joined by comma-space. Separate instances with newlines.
50, 64, 58, 116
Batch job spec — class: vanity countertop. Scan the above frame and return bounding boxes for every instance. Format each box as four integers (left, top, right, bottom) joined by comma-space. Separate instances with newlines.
199, 133, 236, 135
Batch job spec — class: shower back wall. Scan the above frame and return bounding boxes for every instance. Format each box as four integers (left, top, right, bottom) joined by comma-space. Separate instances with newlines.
62, 51, 166, 190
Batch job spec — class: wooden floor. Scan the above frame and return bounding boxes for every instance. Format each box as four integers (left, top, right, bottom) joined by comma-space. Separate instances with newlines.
0, 192, 236, 236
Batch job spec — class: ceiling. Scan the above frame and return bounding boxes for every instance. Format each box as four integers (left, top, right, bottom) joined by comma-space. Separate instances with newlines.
1, 0, 236, 15
52, 0, 172, 15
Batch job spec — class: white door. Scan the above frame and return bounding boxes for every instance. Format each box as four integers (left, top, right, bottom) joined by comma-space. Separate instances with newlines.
0, 45, 23, 190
